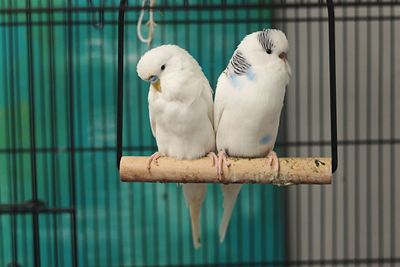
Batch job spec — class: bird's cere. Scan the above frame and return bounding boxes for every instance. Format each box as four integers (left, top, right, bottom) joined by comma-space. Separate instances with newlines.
148, 75, 161, 91
148, 75, 159, 83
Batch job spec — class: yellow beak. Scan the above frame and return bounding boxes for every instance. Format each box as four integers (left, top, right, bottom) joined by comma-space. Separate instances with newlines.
151, 80, 161, 92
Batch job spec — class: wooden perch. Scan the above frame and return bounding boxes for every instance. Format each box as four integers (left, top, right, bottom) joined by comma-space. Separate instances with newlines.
120, 156, 332, 185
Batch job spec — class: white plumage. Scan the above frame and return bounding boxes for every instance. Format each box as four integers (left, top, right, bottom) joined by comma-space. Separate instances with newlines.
137, 45, 216, 249
214, 29, 291, 242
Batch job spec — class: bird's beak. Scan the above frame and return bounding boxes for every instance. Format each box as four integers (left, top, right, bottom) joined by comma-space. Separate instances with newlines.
148, 75, 161, 92
279, 52, 287, 61
151, 80, 161, 91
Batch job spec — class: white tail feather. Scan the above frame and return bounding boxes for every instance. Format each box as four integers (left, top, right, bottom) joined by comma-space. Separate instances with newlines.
219, 184, 242, 243
182, 183, 207, 249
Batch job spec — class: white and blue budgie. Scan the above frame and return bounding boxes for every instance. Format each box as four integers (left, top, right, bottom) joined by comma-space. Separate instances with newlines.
214, 29, 291, 242
136, 45, 217, 249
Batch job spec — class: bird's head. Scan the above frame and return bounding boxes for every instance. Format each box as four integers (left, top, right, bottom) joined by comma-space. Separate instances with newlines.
137, 44, 195, 92
238, 29, 291, 78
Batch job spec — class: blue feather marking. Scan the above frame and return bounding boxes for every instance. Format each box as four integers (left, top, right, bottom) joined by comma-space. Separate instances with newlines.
227, 68, 255, 89
246, 67, 255, 81
225, 56, 255, 89
227, 51, 251, 76
227, 72, 240, 88
259, 135, 271, 145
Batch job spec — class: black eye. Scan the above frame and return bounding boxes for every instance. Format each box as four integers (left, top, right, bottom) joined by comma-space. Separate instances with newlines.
266, 49, 272, 54
161, 64, 166, 70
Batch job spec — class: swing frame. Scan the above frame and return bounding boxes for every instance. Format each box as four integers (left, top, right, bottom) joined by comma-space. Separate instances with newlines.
116, 0, 338, 184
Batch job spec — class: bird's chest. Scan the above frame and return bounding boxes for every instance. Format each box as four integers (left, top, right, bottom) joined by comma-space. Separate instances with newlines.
151, 97, 197, 131
232, 86, 283, 123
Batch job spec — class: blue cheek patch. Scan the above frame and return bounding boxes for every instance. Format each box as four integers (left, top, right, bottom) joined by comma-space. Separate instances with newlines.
227, 67, 256, 90
259, 135, 271, 145
246, 67, 255, 81
228, 73, 241, 88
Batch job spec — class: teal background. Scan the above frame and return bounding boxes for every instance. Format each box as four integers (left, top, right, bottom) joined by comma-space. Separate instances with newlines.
0, 0, 285, 266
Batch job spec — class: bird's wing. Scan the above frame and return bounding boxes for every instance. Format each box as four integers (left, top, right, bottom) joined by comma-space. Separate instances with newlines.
148, 88, 157, 137
179, 72, 214, 127
201, 78, 214, 127
149, 109, 156, 137
213, 72, 230, 133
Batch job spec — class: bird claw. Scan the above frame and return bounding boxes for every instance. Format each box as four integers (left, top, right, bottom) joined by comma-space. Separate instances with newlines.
147, 152, 163, 170
207, 152, 218, 168
217, 150, 231, 181
208, 152, 219, 180
266, 150, 279, 177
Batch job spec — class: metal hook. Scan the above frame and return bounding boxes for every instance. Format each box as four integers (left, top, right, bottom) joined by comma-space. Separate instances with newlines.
88, 0, 105, 29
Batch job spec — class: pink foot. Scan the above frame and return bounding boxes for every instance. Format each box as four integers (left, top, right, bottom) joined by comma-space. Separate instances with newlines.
147, 152, 163, 170
207, 152, 218, 168
217, 150, 231, 180
266, 150, 279, 175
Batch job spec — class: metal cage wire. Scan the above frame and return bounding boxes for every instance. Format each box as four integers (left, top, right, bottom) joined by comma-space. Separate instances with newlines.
1, 1, 399, 267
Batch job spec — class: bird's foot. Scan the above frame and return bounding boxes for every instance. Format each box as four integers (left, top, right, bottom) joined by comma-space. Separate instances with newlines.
217, 150, 231, 181
147, 152, 163, 170
207, 152, 218, 168
266, 150, 279, 177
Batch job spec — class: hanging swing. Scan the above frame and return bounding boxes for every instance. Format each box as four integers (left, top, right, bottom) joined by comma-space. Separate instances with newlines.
116, 0, 338, 185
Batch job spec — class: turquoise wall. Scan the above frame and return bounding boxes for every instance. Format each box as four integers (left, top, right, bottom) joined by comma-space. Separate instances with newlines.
0, 0, 285, 266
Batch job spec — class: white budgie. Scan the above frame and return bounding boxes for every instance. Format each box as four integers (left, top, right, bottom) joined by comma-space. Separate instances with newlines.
136, 45, 217, 249
214, 29, 291, 242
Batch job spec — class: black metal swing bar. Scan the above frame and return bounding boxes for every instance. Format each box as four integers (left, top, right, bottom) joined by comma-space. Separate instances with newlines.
116, 0, 338, 174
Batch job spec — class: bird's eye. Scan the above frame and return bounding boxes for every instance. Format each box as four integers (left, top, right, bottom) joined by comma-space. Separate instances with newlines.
266, 49, 272, 54
161, 64, 166, 70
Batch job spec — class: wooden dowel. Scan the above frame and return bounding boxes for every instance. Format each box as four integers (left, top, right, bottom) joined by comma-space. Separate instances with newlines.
120, 156, 332, 185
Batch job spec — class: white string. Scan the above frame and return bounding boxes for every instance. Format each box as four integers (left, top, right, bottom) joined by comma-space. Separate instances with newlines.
137, 0, 156, 45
